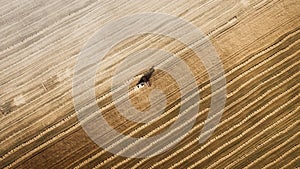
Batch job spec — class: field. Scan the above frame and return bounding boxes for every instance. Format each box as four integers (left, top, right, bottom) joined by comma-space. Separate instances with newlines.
0, 0, 299, 168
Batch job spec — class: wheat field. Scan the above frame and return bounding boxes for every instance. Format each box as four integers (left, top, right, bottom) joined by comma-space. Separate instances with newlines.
0, 0, 299, 168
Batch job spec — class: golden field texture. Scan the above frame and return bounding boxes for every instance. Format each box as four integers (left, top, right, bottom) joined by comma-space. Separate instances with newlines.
0, 0, 299, 168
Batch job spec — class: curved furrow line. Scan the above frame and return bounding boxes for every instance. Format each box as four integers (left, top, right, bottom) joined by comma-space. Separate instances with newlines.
79, 25, 300, 109
244, 132, 299, 168
108, 51, 300, 168
76, 34, 300, 126
262, 144, 299, 169
140, 71, 292, 163
2, 4, 296, 169
108, 38, 300, 167
175, 94, 300, 169
1, 15, 298, 168
0, 9, 241, 136
139, 87, 299, 169
115, 61, 300, 168
98, 70, 300, 168
0, 32, 201, 147
0, 10, 292, 128
74, 45, 300, 167
0, 30, 195, 133
208, 114, 299, 168
1, 34, 298, 168
10, 44, 298, 168
0, 46, 288, 169
149, 81, 299, 169
0, 69, 188, 167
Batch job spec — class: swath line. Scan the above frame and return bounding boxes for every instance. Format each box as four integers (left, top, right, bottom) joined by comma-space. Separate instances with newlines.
244, 132, 299, 168
78, 40, 300, 168
1, 19, 298, 168
74, 41, 300, 168
208, 113, 299, 168
110, 49, 300, 168
186, 100, 300, 169
0, 8, 238, 133
104, 68, 293, 168
281, 156, 300, 169
146, 86, 300, 169
262, 144, 299, 169
128, 61, 300, 169
3, 36, 298, 168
